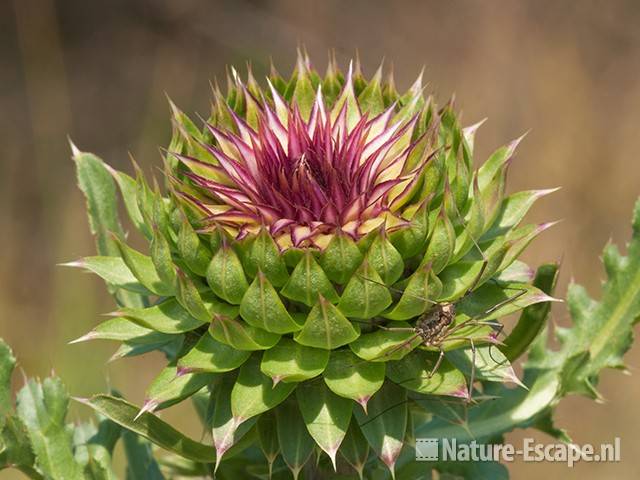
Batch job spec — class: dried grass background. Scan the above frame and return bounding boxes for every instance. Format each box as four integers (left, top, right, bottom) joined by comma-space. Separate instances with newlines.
1, 0, 639, 478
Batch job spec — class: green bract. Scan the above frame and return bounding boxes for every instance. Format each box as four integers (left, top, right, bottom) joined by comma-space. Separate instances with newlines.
69, 53, 561, 478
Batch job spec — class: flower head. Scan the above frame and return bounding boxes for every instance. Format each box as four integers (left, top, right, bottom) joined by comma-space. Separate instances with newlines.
71, 52, 558, 478
173, 59, 435, 249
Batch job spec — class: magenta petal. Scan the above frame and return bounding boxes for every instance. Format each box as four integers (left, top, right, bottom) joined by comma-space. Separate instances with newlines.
173, 75, 431, 242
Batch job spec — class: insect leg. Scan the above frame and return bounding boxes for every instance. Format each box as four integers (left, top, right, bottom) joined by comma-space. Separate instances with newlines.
375, 333, 422, 361
377, 326, 416, 332
357, 399, 412, 428
445, 319, 502, 338
479, 287, 528, 318
356, 274, 438, 306
427, 346, 445, 379
439, 335, 477, 403
448, 191, 488, 295
340, 332, 422, 370
444, 286, 528, 353
447, 287, 529, 338
444, 322, 508, 368
466, 259, 489, 295
468, 338, 476, 404
441, 318, 476, 336
348, 318, 416, 332
487, 322, 509, 365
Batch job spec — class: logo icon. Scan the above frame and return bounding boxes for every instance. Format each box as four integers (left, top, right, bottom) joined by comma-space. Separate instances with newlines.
416, 438, 439, 461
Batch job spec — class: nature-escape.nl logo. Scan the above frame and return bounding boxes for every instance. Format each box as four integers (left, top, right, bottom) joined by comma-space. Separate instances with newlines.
415, 438, 621, 467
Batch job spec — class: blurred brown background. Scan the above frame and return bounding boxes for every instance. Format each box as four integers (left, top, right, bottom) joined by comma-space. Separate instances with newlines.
1, 0, 639, 478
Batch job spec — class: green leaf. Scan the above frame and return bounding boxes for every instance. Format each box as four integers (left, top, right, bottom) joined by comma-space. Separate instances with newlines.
411, 368, 556, 445
144, 367, 214, 413
210, 378, 257, 467
73, 421, 118, 480
244, 88, 263, 130
330, 67, 361, 130
438, 239, 512, 300
484, 188, 558, 240
339, 420, 370, 480
448, 346, 524, 386
322, 59, 343, 105
0, 416, 41, 478
319, 232, 364, 284
210, 315, 281, 351
110, 169, 151, 239
167, 98, 210, 158
383, 264, 442, 320
294, 296, 360, 349
155, 454, 208, 478
349, 322, 421, 362
114, 335, 183, 363
240, 272, 302, 334
408, 201, 640, 450
260, 338, 329, 383
420, 149, 445, 201
292, 60, 315, 120
275, 400, 314, 480
296, 382, 352, 468
434, 460, 509, 480
499, 222, 555, 271
114, 237, 175, 296
354, 381, 407, 476
533, 411, 572, 443
178, 332, 250, 374
121, 430, 165, 480
177, 216, 212, 277
452, 178, 485, 262
257, 411, 279, 475
282, 247, 304, 268
559, 200, 640, 396
151, 190, 172, 243
422, 207, 455, 274
366, 233, 404, 285
338, 260, 392, 319
63, 256, 151, 295
231, 355, 296, 423
281, 252, 339, 307
451, 154, 472, 216
496, 259, 534, 283
87, 416, 121, 457
390, 200, 430, 259
477, 138, 520, 191
176, 270, 212, 323
503, 263, 559, 361
190, 386, 211, 426
478, 156, 508, 229
0, 339, 16, 428
323, 350, 385, 412
206, 244, 249, 305
77, 395, 218, 463
16, 378, 84, 480
386, 350, 468, 397
74, 149, 143, 307
71, 317, 172, 344
133, 164, 155, 233
454, 281, 557, 324
357, 67, 384, 115
115, 296, 237, 335
150, 226, 177, 294
243, 229, 289, 287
